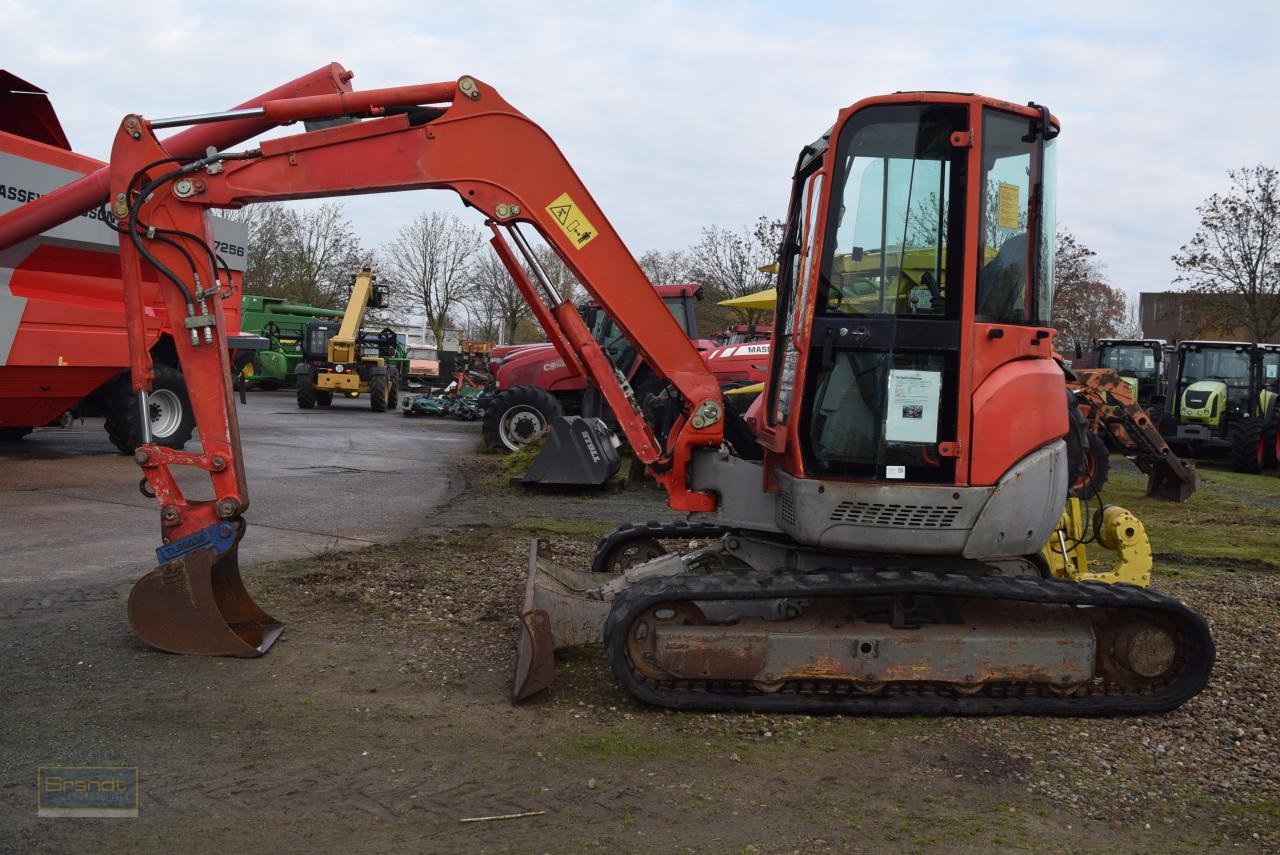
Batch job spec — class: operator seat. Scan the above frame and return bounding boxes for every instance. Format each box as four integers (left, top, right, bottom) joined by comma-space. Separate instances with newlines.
976, 231, 1028, 321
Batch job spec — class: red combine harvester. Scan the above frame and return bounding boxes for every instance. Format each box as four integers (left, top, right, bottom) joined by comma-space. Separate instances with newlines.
0, 66, 353, 448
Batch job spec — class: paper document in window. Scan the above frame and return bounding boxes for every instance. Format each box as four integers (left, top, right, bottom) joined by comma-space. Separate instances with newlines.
885, 369, 941, 444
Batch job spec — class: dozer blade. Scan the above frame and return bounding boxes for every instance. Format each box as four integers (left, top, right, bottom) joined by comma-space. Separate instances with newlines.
520, 416, 621, 487
512, 539, 613, 701
1145, 456, 1196, 503
128, 521, 283, 657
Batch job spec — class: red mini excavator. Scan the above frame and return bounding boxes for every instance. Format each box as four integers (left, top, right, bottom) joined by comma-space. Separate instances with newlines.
91, 71, 1211, 714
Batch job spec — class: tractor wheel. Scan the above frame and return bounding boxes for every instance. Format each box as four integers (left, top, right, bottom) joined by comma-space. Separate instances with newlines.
370, 375, 389, 412
1263, 403, 1280, 471
0, 427, 33, 441
104, 363, 195, 454
482, 385, 564, 453
387, 373, 400, 409
297, 374, 317, 409
316, 390, 334, 407
1069, 432, 1110, 500
1229, 418, 1265, 474
1263, 422, 1279, 471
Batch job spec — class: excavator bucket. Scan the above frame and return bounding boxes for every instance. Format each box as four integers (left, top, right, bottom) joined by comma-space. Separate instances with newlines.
512, 539, 612, 700
1146, 457, 1197, 503
520, 416, 621, 487
128, 521, 283, 657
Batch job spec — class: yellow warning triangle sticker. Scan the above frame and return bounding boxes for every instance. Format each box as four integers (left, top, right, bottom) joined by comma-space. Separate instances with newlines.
545, 192, 599, 250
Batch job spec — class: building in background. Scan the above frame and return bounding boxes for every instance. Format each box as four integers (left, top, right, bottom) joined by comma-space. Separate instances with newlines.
1139, 292, 1252, 342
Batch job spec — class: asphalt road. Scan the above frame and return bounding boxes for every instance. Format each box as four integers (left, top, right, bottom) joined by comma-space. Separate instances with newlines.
0, 390, 479, 595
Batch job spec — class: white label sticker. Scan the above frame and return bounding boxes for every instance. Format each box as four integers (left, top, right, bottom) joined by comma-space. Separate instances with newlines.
884, 369, 942, 444
1143, 355, 1155, 369
1267, 364, 1278, 379
886, 465, 907, 479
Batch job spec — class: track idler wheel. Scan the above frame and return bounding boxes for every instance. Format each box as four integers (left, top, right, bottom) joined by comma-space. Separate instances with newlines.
127, 520, 283, 657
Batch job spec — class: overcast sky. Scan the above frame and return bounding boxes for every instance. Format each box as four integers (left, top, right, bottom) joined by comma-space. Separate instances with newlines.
5, 0, 1278, 301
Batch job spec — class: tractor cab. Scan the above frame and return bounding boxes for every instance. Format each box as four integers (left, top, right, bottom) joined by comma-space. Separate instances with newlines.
1166, 340, 1280, 471
578, 285, 702, 372
1095, 338, 1166, 409
1175, 342, 1260, 425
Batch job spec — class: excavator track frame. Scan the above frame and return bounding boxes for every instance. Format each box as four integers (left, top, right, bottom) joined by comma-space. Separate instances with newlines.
603, 566, 1214, 715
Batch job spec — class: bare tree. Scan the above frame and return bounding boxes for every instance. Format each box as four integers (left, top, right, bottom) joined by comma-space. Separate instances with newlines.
637, 248, 695, 285
1115, 294, 1144, 339
1051, 229, 1127, 351
1172, 165, 1280, 343
227, 202, 362, 307
468, 247, 526, 343
291, 204, 364, 307
382, 212, 482, 351
689, 216, 782, 324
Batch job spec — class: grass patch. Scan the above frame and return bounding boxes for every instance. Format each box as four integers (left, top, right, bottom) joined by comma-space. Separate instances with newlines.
500, 435, 546, 476
571, 727, 716, 761
1098, 461, 1280, 570
1222, 797, 1280, 829
510, 517, 614, 537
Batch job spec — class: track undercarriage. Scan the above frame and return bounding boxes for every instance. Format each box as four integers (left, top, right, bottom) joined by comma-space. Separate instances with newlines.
515, 524, 1214, 715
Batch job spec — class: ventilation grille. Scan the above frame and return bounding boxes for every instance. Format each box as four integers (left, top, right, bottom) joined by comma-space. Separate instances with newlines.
779, 491, 798, 529
829, 501, 962, 529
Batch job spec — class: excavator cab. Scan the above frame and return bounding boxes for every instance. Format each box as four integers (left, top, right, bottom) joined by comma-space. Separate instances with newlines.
763, 99, 1060, 497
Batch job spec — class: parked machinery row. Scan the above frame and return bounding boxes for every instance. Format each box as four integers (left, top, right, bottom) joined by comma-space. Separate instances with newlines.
1094, 338, 1280, 473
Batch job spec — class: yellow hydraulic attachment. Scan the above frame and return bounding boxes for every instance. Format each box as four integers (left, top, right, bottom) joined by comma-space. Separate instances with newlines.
1041, 498, 1152, 587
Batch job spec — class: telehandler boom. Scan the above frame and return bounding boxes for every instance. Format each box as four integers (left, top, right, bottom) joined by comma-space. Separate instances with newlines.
102, 71, 1212, 715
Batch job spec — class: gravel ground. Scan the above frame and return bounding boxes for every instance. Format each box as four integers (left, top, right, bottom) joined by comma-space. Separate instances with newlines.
261, 454, 1280, 851
7, 450, 1275, 852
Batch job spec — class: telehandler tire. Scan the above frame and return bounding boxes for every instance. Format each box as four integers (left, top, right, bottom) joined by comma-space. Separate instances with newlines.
297, 374, 318, 409
0, 427, 32, 441
482, 385, 564, 452
370, 375, 390, 412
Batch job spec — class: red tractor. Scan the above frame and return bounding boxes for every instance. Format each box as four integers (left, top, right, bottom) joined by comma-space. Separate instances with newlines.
482, 283, 759, 451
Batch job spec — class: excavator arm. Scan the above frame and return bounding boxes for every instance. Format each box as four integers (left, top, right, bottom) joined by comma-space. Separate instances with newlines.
108, 75, 727, 655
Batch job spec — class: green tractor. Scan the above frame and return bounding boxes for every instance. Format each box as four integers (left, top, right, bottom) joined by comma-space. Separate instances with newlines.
1162, 340, 1280, 473
1094, 338, 1168, 412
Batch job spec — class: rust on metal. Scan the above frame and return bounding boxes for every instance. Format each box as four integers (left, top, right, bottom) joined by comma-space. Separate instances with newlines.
512, 539, 614, 701
632, 599, 1096, 688
1113, 621, 1177, 678
1069, 368, 1196, 501
127, 528, 282, 657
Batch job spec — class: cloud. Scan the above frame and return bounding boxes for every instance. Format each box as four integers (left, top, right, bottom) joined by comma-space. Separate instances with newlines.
5, 0, 1279, 303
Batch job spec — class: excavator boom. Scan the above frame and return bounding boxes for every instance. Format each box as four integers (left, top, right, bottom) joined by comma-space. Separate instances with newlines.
107, 74, 728, 656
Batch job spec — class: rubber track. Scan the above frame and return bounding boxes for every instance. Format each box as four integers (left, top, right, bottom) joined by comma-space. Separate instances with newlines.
590, 521, 729, 574
604, 567, 1215, 716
